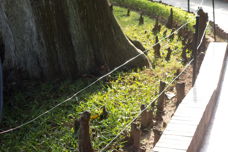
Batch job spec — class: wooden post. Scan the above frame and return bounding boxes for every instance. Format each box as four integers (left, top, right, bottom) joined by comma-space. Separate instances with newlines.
140, 104, 153, 130
176, 82, 185, 106
165, 47, 172, 61
188, 0, 190, 12
192, 16, 199, 86
152, 17, 161, 35
197, 8, 208, 47
156, 81, 166, 120
139, 13, 144, 25
158, 81, 166, 109
166, 8, 173, 29
79, 111, 94, 152
147, 109, 153, 127
130, 123, 141, 151
153, 36, 161, 58
140, 104, 148, 129
151, 100, 157, 121
127, 9, 131, 16
74, 119, 80, 136
182, 46, 188, 64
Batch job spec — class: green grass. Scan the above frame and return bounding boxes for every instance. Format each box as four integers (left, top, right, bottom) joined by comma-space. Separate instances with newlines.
114, 7, 191, 64
0, 7, 190, 152
111, 0, 195, 31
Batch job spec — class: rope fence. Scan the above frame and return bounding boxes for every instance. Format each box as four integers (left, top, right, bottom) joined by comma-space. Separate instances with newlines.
100, 20, 209, 151
1, 8, 211, 152
0, 4, 210, 152
0, 2, 212, 152
0, 18, 193, 135
100, 57, 194, 151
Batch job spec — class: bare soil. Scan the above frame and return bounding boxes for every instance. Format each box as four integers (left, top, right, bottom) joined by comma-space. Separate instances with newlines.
140, 65, 193, 152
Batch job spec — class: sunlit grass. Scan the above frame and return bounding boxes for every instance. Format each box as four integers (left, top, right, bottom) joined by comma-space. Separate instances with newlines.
114, 7, 186, 66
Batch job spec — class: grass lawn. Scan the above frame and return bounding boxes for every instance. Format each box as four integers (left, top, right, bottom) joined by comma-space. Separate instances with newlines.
0, 6, 191, 152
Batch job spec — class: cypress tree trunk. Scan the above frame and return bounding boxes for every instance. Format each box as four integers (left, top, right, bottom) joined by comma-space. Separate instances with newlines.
0, 0, 150, 80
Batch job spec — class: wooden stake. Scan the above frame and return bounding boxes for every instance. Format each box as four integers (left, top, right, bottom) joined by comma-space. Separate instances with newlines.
127, 9, 131, 16
176, 82, 185, 106
139, 13, 144, 25
147, 109, 153, 127
140, 104, 148, 129
165, 47, 172, 61
156, 81, 166, 120
193, 16, 199, 86
130, 123, 141, 151
188, 0, 190, 12
182, 46, 188, 64
79, 111, 94, 152
166, 8, 173, 29
153, 36, 161, 58
158, 81, 166, 110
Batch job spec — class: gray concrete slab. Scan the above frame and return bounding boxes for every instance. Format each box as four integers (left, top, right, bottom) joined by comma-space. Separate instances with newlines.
200, 56, 228, 152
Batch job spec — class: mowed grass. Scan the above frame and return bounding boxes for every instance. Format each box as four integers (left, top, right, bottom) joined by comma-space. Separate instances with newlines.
0, 7, 190, 152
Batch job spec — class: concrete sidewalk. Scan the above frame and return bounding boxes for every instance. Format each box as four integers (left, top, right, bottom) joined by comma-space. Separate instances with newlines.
153, 42, 228, 152
200, 54, 228, 152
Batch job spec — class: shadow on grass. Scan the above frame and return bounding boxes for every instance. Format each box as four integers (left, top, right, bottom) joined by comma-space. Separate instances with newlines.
1, 76, 109, 130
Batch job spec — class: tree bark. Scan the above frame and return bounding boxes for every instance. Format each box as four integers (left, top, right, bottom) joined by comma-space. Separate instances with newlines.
0, 0, 150, 80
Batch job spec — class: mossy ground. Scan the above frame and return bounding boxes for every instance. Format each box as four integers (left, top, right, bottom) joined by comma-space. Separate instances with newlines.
0, 6, 191, 152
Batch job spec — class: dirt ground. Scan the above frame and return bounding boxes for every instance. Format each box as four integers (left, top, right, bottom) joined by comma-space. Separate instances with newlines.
140, 65, 193, 152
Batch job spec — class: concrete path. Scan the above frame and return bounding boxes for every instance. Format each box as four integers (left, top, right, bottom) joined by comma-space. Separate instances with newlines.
153, 42, 228, 152
157, 0, 228, 33
200, 56, 228, 152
